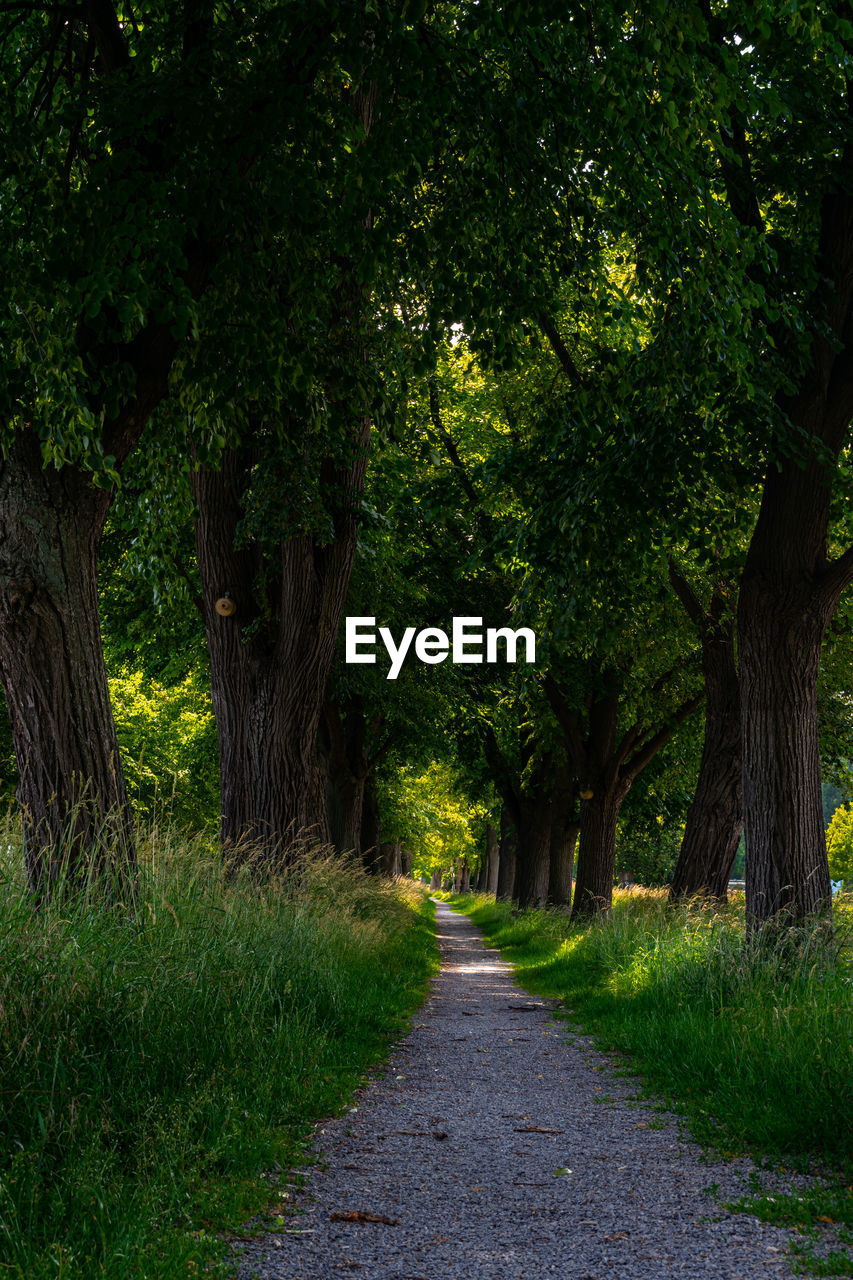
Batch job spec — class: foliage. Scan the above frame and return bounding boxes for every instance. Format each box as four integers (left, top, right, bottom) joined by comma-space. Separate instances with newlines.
616, 730, 703, 885
379, 761, 487, 878
0, 827, 436, 1279
823, 781, 849, 832
826, 804, 853, 885
108, 668, 219, 828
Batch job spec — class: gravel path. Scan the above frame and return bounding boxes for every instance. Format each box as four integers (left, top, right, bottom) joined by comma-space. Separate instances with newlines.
234, 900, 811, 1279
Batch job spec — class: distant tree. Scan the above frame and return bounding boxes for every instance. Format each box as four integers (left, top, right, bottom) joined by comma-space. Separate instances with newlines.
826, 804, 853, 886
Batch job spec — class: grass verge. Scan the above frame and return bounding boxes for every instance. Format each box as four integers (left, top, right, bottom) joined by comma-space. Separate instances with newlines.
444, 889, 853, 1274
0, 824, 437, 1279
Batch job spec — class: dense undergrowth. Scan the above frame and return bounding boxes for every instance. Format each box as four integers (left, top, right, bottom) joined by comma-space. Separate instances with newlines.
0, 823, 437, 1279
445, 890, 853, 1272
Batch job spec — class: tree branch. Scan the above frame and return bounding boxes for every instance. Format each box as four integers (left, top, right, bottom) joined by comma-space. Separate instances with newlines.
668, 558, 705, 628
365, 733, 395, 777
172, 553, 203, 615
538, 314, 583, 388
817, 542, 853, 607
698, 1, 764, 235
484, 725, 522, 827
428, 379, 481, 506
622, 694, 704, 784
85, 0, 129, 73
542, 673, 587, 775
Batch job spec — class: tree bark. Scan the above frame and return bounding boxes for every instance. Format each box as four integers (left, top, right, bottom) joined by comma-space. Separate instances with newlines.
488, 824, 501, 895
515, 795, 552, 909
360, 772, 382, 873
430, 869, 442, 890
379, 840, 401, 878
670, 602, 742, 902
193, 439, 368, 862
0, 436, 135, 897
496, 808, 517, 899
706, 42, 853, 925
548, 764, 578, 907
192, 72, 375, 867
545, 676, 702, 921
484, 822, 499, 895
549, 820, 578, 908
572, 784, 624, 919
320, 695, 394, 859
320, 697, 366, 857
739, 555, 832, 921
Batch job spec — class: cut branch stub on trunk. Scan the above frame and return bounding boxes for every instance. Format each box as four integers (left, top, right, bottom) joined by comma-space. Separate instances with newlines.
193, 427, 369, 864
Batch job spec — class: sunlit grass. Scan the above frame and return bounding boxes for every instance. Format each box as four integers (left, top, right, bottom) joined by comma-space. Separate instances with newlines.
448, 888, 852, 1165
448, 886, 853, 1273
0, 818, 437, 1279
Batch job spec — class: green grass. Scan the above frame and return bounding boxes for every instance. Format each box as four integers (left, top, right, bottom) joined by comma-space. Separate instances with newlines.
0, 823, 437, 1279
445, 889, 853, 1272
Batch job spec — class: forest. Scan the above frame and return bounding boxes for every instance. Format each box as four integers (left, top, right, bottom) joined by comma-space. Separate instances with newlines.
0, 3, 852, 1278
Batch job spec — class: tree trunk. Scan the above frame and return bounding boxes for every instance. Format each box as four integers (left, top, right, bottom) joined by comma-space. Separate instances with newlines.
379, 840, 401, 878
739, 563, 831, 921
572, 784, 624, 920
360, 772, 382, 873
191, 72, 375, 866
549, 820, 578, 908
459, 860, 471, 892
546, 678, 701, 921
484, 822, 499, 895
326, 766, 364, 857
320, 698, 366, 857
548, 764, 577, 907
515, 796, 551, 909
670, 625, 742, 902
712, 110, 853, 924
193, 439, 368, 861
0, 435, 135, 897
430, 869, 442, 890
496, 809, 517, 900
320, 695, 394, 860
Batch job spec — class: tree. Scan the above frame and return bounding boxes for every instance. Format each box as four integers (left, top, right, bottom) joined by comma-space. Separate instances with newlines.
378, 761, 484, 884
544, 648, 702, 919
826, 803, 853, 886
697, 5, 853, 922
485, 722, 555, 909
0, 2, 342, 892
548, 760, 578, 907
668, 568, 742, 902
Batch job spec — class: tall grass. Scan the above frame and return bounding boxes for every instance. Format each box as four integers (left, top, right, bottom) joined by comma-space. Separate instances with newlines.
450, 890, 853, 1166
0, 819, 437, 1279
